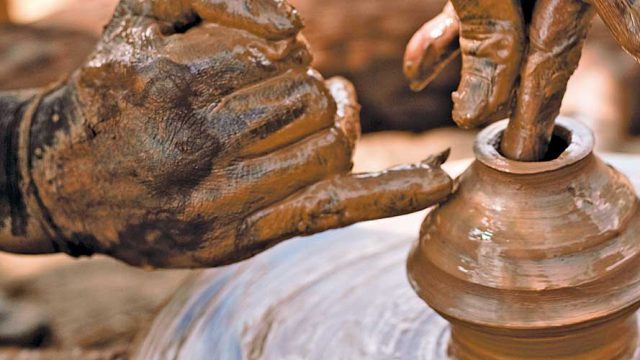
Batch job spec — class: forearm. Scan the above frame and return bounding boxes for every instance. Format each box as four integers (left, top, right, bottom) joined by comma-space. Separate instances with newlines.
0, 90, 56, 253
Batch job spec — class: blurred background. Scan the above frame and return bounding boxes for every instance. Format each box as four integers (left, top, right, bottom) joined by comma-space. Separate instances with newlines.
0, 0, 639, 358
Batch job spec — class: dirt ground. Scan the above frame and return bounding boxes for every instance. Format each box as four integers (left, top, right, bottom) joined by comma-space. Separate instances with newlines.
0, 254, 192, 359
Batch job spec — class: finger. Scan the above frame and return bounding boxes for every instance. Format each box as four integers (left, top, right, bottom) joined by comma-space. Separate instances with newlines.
186, 127, 353, 217
238, 150, 452, 247
590, 0, 640, 61
119, 0, 302, 40
240, 74, 360, 157
117, 0, 194, 26
193, 0, 303, 40
163, 24, 311, 106
450, 0, 525, 128
205, 69, 334, 154
501, 0, 594, 161
404, 2, 461, 91
325, 76, 361, 150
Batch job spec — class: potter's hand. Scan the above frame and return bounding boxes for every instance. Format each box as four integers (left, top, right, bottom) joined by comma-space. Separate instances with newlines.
0, 0, 452, 268
404, 0, 594, 160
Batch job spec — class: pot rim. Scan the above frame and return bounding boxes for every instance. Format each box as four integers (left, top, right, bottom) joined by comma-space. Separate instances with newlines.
475, 116, 594, 174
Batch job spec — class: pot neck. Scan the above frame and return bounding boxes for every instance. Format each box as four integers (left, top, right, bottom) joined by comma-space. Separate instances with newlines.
475, 116, 594, 175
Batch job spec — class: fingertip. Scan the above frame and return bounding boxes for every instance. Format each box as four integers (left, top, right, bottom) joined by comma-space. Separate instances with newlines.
356, 166, 453, 216
449, 0, 524, 129
451, 76, 490, 128
193, 0, 304, 40
325, 77, 361, 148
403, 27, 427, 77
239, 158, 453, 247
325, 76, 359, 110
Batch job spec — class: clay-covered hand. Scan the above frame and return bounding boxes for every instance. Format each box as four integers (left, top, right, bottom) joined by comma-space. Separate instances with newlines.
1, 0, 452, 268
404, 0, 594, 161
406, 0, 640, 161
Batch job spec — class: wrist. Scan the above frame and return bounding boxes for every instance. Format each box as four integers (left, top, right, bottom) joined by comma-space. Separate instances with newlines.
0, 90, 55, 253
0, 83, 76, 254
28, 81, 98, 257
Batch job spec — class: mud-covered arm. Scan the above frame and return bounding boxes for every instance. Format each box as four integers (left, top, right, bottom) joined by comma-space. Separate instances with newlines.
0, 90, 59, 253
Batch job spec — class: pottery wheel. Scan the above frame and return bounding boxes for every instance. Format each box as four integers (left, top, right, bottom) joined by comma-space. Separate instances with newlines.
135, 155, 640, 360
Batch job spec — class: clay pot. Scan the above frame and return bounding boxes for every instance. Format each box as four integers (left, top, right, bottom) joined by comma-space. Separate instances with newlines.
408, 117, 640, 359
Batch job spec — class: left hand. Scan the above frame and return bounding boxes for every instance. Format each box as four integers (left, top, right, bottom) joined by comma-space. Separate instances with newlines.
6, 0, 452, 268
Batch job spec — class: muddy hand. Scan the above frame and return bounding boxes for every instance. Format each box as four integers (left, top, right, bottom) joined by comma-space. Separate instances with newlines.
405, 0, 526, 129
405, 1, 594, 161
0, 0, 452, 268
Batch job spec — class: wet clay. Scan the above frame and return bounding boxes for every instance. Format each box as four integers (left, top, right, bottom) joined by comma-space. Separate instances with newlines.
0, 0, 452, 268
408, 117, 640, 359
405, 0, 640, 161
501, 0, 593, 161
133, 152, 640, 359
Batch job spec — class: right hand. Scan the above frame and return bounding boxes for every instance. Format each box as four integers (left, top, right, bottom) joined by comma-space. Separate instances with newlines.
8, 0, 452, 268
404, 0, 640, 161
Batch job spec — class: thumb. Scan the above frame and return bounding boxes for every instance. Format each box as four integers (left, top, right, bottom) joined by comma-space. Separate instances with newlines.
239, 150, 452, 245
117, 0, 302, 40
193, 0, 303, 40
404, 2, 460, 91
449, 0, 525, 128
